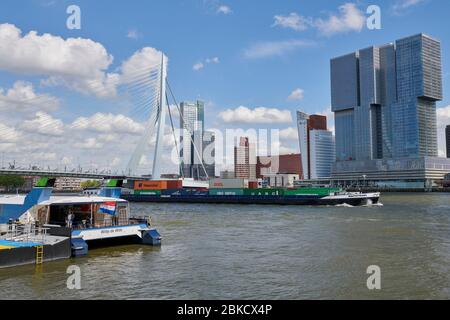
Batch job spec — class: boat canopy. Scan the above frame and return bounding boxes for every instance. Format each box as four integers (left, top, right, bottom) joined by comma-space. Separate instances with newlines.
38, 196, 128, 206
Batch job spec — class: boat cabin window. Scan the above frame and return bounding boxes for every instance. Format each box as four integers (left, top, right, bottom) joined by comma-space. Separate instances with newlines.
46, 203, 130, 229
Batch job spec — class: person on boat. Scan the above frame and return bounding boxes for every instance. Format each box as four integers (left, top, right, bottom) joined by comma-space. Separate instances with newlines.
66, 210, 74, 228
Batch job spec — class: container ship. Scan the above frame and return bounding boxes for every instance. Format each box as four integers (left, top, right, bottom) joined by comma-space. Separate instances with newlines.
121, 179, 380, 207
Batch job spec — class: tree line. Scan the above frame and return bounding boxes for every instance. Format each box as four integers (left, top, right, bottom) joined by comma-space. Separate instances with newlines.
0, 175, 25, 191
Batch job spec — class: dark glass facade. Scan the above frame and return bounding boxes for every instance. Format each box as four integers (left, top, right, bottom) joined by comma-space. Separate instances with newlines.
331, 34, 442, 162
446, 125, 450, 159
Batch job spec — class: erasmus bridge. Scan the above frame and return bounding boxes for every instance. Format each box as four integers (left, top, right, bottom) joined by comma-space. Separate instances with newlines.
1, 52, 206, 181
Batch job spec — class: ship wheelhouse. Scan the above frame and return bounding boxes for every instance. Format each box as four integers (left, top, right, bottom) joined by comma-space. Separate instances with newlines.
29, 197, 132, 230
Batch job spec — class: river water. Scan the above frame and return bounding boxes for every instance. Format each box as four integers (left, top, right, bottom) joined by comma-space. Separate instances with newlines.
0, 193, 449, 300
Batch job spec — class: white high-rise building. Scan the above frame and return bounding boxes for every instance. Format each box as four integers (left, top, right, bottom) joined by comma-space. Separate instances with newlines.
309, 130, 336, 179
296, 111, 335, 180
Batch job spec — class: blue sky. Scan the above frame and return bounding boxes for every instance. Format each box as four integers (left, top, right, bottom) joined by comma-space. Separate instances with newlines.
0, 0, 449, 174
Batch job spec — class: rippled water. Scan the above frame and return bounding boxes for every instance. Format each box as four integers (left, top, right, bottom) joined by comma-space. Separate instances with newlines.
1, 193, 449, 300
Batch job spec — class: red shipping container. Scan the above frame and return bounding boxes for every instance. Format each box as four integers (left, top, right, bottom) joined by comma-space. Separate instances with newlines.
134, 180, 182, 190
248, 181, 259, 189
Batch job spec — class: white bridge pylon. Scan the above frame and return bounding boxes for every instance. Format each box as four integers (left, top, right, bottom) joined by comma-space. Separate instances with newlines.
126, 53, 168, 179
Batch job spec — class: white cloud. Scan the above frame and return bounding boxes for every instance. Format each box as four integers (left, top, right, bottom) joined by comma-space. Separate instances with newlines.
269, 140, 299, 156
0, 23, 120, 98
217, 5, 232, 15
193, 62, 204, 71
74, 137, 104, 150
314, 3, 365, 36
272, 3, 365, 37
21, 111, 64, 136
205, 57, 220, 64
70, 113, 145, 135
0, 81, 60, 112
243, 39, 315, 59
31, 152, 57, 161
391, 0, 426, 15
272, 13, 311, 31
279, 145, 299, 155
0, 23, 165, 98
193, 57, 220, 71
120, 47, 166, 84
437, 106, 450, 157
0, 123, 21, 142
218, 106, 293, 124
127, 29, 142, 40
61, 156, 73, 166
287, 88, 304, 101
279, 127, 299, 141
111, 157, 122, 167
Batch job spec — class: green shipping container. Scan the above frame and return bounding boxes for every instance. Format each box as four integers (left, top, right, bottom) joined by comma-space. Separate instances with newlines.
284, 188, 341, 197
243, 188, 285, 197
133, 190, 162, 196
209, 188, 244, 196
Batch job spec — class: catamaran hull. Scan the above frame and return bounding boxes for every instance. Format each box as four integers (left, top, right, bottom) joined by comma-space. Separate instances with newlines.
71, 224, 161, 256
122, 194, 380, 207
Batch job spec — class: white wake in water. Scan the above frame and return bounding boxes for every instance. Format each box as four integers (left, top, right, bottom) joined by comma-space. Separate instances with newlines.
335, 203, 355, 208
364, 202, 384, 207
334, 202, 384, 208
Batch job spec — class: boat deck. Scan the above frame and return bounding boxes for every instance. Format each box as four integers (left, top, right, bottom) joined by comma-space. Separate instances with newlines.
0, 240, 42, 250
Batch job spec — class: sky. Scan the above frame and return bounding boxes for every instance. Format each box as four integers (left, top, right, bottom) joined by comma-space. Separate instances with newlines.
0, 0, 449, 175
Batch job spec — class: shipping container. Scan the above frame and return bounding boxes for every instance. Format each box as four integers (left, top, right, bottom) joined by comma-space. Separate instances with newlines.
248, 181, 259, 189
161, 188, 209, 197
134, 180, 182, 190
188, 189, 209, 196
243, 188, 284, 197
133, 190, 162, 196
209, 178, 248, 189
284, 188, 340, 197
161, 189, 184, 196
209, 188, 245, 196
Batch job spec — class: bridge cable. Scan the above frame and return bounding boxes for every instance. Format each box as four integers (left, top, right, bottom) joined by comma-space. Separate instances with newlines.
166, 92, 184, 179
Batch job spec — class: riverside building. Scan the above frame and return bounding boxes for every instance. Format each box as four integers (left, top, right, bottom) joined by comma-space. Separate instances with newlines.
331, 34, 450, 189
297, 112, 335, 180
179, 100, 215, 180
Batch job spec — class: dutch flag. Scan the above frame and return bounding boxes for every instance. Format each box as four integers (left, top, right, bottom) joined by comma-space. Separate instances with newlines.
99, 202, 117, 215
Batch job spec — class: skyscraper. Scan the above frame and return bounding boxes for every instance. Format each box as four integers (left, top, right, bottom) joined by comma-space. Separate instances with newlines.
297, 112, 310, 178
331, 34, 449, 189
309, 130, 336, 179
234, 137, 256, 180
446, 125, 450, 158
296, 111, 335, 179
180, 100, 213, 179
202, 131, 216, 178
331, 34, 442, 162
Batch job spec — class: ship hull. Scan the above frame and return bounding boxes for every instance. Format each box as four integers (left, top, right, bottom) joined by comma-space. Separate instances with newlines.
122, 194, 380, 207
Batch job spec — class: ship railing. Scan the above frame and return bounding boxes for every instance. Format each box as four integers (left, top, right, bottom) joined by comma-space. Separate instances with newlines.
129, 216, 151, 226
5, 223, 48, 244
71, 220, 131, 229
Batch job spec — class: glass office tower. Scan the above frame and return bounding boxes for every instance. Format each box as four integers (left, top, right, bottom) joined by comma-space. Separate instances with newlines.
180, 100, 207, 179
446, 125, 450, 158
331, 34, 442, 162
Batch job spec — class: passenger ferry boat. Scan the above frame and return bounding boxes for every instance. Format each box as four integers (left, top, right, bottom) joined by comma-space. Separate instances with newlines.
0, 178, 161, 269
